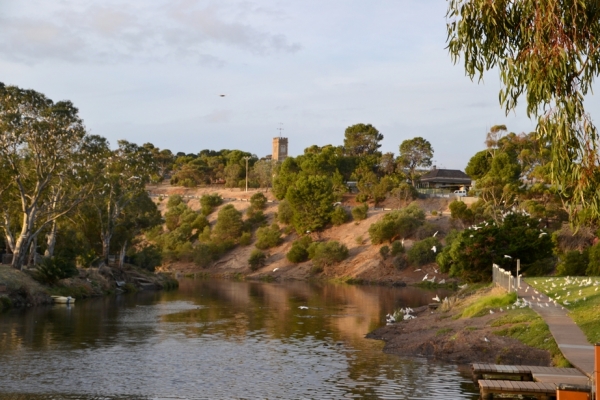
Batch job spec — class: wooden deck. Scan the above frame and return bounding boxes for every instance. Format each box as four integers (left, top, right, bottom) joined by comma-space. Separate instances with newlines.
479, 379, 558, 399
473, 363, 591, 399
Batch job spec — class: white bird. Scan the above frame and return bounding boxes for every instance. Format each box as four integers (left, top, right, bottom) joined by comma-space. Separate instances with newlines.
422, 274, 429, 281
386, 314, 396, 324
539, 232, 547, 238
414, 269, 422, 272
483, 336, 490, 343
273, 268, 279, 272
489, 309, 495, 314
433, 295, 440, 302
431, 246, 437, 253
504, 255, 512, 259
439, 279, 446, 284
433, 231, 438, 237
434, 268, 438, 273
458, 284, 468, 289
298, 306, 309, 310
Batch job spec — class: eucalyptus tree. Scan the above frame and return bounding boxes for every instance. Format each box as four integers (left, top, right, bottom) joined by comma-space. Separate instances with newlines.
343, 123, 383, 157
397, 137, 434, 185
93, 140, 157, 264
0, 83, 98, 269
447, 0, 600, 219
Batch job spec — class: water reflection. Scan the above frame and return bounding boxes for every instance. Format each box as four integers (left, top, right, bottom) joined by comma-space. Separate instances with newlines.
0, 280, 478, 399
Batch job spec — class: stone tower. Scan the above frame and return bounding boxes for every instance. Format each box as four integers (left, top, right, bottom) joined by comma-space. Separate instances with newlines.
272, 137, 288, 161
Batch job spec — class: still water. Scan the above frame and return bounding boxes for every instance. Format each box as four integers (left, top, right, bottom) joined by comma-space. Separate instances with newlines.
0, 279, 479, 399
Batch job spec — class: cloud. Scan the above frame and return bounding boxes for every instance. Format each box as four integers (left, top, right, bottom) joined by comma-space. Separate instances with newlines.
0, 1, 301, 64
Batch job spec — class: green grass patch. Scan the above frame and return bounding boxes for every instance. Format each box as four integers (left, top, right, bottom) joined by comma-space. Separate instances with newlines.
526, 276, 600, 344
492, 308, 570, 367
436, 328, 453, 336
461, 292, 517, 318
464, 326, 478, 331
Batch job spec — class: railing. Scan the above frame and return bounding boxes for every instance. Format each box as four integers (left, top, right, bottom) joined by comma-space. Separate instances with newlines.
493, 263, 518, 293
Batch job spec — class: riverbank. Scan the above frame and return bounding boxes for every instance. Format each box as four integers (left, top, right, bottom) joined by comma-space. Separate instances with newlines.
366, 285, 568, 367
0, 264, 178, 310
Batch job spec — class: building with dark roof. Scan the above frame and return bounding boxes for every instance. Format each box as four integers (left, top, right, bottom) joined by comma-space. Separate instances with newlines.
418, 167, 472, 190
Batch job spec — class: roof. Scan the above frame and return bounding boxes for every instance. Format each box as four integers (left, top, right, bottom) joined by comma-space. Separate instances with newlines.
419, 168, 472, 184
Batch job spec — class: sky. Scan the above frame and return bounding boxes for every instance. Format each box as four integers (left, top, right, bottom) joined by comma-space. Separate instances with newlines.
2, 1, 598, 170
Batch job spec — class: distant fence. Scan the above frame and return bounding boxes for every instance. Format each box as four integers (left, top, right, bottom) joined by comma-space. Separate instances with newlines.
492, 263, 520, 293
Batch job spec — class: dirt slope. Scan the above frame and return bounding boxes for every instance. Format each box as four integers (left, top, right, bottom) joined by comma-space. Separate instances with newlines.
149, 183, 455, 284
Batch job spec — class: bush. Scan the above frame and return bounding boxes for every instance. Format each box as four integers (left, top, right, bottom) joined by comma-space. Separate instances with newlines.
351, 204, 368, 221
414, 223, 439, 240
379, 245, 390, 260
390, 240, 405, 256
239, 232, 252, 246
200, 193, 223, 216
213, 204, 244, 242
330, 206, 349, 226
167, 194, 184, 208
129, 245, 162, 272
250, 192, 268, 211
587, 242, 600, 276
556, 250, 589, 276
255, 224, 283, 250
356, 193, 369, 203
407, 237, 440, 266
277, 200, 293, 224
246, 208, 267, 226
393, 255, 409, 270
34, 257, 78, 285
287, 244, 309, 263
309, 241, 349, 268
248, 249, 266, 271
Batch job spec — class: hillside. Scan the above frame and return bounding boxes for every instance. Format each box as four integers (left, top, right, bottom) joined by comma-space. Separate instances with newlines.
149, 182, 456, 285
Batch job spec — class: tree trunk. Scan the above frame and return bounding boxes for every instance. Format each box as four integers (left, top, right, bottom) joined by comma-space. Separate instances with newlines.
101, 231, 111, 265
119, 240, 127, 268
28, 235, 38, 266
45, 220, 57, 258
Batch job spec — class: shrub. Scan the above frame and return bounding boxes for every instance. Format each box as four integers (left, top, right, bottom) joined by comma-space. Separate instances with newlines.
239, 232, 252, 246
309, 241, 349, 268
213, 204, 244, 242
250, 192, 268, 211
407, 237, 440, 266
246, 209, 267, 226
390, 240, 405, 256
200, 193, 223, 216
351, 204, 368, 221
330, 206, 349, 226
556, 250, 589, 276
287, 244, 309, 263
379, 245, 390, 260
255, 224, 283, 250
34, 257, 78, 285
129, 245, 162, 272
587, 242, 600, 276
414, 223, 439, 240
248, 249, 266, 271
277, 200, 293, 224
167, 195, 184, 208
356, 193, 369, 203
393, 255, 409, 270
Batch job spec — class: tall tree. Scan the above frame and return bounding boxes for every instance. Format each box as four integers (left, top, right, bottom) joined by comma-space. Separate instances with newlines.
446, 0, 600, 219
397, 137, 434, 185
343, 123, 384, 157
93, 140, 156, 264
0, 83, 94, 269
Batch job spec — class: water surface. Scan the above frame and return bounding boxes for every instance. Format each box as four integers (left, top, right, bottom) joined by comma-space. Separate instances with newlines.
0, 279, 478, 399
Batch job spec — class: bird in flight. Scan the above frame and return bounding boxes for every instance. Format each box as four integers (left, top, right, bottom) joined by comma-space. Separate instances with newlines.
219, 94, 226, 97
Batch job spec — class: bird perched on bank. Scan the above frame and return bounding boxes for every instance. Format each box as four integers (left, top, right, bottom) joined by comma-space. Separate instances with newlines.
433, 231, 438, 237
483, 336, 490, 343
431, 246, 437, 253
273, 268, 279, 272
298, 306, 309, 310
504, 255, 512, 259
489, 309, 495, 314
433, 295, 440, 302
422, 274, 429, 281
386, 314, 396, 324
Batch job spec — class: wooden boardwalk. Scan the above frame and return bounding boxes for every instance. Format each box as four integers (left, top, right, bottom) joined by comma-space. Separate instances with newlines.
472, 363, 587, 382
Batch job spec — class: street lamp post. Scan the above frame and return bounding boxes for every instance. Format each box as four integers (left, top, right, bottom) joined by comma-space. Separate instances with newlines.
243, 156, 251, 192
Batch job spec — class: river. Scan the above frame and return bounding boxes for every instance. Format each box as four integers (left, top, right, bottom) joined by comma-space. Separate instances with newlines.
0, 279, 479, 399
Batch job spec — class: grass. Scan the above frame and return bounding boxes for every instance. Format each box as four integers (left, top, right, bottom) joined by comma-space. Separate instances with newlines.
461, 291, 517, 318
492, 308, 570, 367
526, 276, 600, 344
436, 328, 453, 336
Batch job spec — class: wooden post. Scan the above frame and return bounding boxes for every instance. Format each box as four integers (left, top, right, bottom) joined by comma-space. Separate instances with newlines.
517, 259, 520, 289
595, 343, 599, 400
